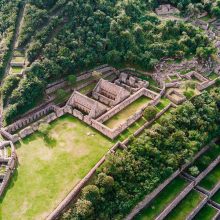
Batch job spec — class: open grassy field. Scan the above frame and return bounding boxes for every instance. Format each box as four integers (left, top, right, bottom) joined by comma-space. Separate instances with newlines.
0, 114, 114, 220
194, 205, 217, 220
104, 96, 150, 129
165, 190, 204, 220
135, 177, 187, 220
199, 164, 220, 190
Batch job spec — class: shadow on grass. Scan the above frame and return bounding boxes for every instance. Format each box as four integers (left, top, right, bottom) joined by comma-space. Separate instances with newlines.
43, 135, 57, 148
0, 168, 19, 204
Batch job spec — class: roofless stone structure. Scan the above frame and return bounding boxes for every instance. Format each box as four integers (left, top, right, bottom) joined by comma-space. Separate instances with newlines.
92, 78, 130, 106
67, 91, 107, 119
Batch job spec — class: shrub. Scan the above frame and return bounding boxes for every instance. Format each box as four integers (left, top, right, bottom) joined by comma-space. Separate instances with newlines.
144, 106, 157, 121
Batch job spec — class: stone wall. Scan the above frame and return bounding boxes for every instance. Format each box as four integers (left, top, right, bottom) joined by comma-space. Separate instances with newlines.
166, 89, 186, 105
186, 196, 209, 220
155, 183, 195, 220
5, 103, 55, 134
197, 78, 218, 91
124, 141, 212, 220
97, 88, 158, 123
46, 65, 114, 95
0, 141, 17, 197
155, 154, 220, 220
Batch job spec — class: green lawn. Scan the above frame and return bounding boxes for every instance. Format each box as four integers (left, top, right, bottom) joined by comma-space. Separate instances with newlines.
200, 164, 220, 190
0, 114, 114, 220
194, 205, 217, 220
166, 190, 204, 220
10, 66, 23, 74
116, 117, 146, 141
156, 98, 170, 111
135, 177, 187, 220
212, 189, 220, 204
104, 96, 150, 129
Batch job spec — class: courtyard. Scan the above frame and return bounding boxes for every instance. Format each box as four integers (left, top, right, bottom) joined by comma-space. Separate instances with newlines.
104, 96, 150, 129
0, 114, 114, 220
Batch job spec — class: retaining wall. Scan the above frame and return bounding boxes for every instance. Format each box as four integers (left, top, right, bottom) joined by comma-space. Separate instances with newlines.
155, 154, 220, 220
124, 141, 212, 220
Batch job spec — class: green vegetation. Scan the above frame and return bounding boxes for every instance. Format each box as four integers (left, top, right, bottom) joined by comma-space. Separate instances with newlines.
0, 166, 6, 175
194, 205, 217, 220
166, 190, 204, 220
104, 96, 150, 129
143, 106, 158, 121
135, 177, 187, 220
200, 164, 220, 190
187, 143, 220, 176
212, 189, 220, 204
10, 66, 23, 74
62, 89, 220, 219
156, 98, 170, 111
2, 0, 215, 124
0, 0, 21, 78
0, 114, 114, 220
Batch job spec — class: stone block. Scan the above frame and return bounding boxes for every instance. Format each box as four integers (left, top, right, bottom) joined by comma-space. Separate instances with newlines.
19, 126, 34, 139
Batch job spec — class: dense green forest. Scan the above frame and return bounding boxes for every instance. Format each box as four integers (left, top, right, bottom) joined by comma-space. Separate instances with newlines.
62, 88, 220, 220
0, 0, 20, 77
1, 0, 216, 124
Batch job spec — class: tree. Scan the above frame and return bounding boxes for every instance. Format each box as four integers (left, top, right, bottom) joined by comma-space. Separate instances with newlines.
144, 106, 157, 121
75, 199, 94, 219
82, 185, 100, 204
185, 80, 196, 91
55, 89, 67, 102
189, 166, 199, 176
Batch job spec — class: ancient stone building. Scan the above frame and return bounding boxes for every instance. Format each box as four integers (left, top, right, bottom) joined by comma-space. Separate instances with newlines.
92, 79, 130, 106
67, 91, 107, 118
155, 4, 179, 16
114, 72, 148, 93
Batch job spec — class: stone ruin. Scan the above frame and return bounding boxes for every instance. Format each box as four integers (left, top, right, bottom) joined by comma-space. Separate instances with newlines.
67, 91, 107, 119
0, 141, 17, 197
184, 71, 208, 82
155, 4, 179, 16
114, 72, 148, 93
92, 79, 130, 106
166, 89, 186, 105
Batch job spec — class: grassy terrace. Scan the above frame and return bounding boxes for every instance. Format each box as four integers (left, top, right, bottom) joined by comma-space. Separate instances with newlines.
165, 190, 204, 220
212, 189, 220, 204
10, 66, 23, 74
187, 144, 220, 177
199, 164, 220, 190
104, 96, 150, 129
0, 115, 114, 220
194, 205, 217, 220
135, 177, 187, 220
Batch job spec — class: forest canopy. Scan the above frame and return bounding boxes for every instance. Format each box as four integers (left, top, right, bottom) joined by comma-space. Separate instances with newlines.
2, 0, 215, 124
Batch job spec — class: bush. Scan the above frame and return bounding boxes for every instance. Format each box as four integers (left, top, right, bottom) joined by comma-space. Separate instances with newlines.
144, 106, 157, 121
189, 166, 200, 176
